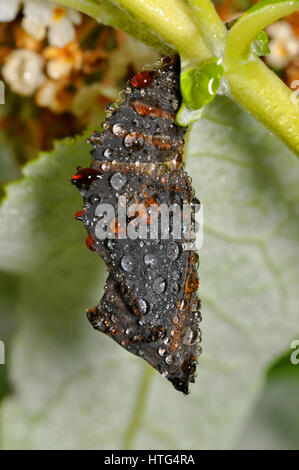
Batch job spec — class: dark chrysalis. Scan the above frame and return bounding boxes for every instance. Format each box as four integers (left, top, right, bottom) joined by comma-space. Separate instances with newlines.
71, 56, 201, 395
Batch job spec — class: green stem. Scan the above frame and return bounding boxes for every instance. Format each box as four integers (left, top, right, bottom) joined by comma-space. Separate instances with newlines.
224, 0, 299, 155
122, 365, 153, 449
59, 0, 212, 61
57, 0, 102, 17
187, 0, 227, 56
56, 0, 174, 53
225, 0, 299, 67
226, 59, 299, 154
112, 0, 213, 62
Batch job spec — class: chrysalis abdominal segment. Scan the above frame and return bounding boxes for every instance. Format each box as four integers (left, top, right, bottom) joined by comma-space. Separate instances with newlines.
71, 56, 201, 395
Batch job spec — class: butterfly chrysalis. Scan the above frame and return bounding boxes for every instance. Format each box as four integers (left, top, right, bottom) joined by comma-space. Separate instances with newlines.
71, 56, 201, 394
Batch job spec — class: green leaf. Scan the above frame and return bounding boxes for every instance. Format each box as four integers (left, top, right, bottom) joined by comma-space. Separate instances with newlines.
180, 59, 223, 111
176, 103, 203, 127
237, 355, 299, 449
0, 272, 19, 414
251, 31, 271, 58
0, 133, 20, 189
0, 96, 299, 449
177, 58, 223, 126
0, 102, 21, 189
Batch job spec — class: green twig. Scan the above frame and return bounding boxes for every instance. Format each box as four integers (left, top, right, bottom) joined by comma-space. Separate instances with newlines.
56, 0, 299, 155
225, 0, 299, 66
113, 0, 213, 62
226, 59, 299, 155
57, 0, 174, 53
187, 0, 227, 56
224, 0, 299, 155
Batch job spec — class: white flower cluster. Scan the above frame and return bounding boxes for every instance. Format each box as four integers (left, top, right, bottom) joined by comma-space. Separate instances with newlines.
0, 0, 81, 96
266, 21, 299, 69
0, 0, 81, 47
2, 49, 45, 95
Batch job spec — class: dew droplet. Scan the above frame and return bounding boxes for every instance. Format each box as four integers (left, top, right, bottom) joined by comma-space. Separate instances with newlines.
107, 240, 115, 251
74, 210, 84, 221
190, 297, 200, 312
101, 162, 110, 172
165, 355, 174, 365
171, 99, 179, 110
190, 252, 199, 265
152, 277, 166, 294
166, 71, 176, 84
71, 167, 101, 188
110, 172, 127, 190
130, 175, 143, 188
131, 71, 153, 88
176, 298, 188, 311
144, 254, 156, 267
124, 132, 144, 151
91, 195, 100, 204
169, 154, 183, 170
113, 123, 127, 137
106, 103, 118, 115
191, 197, 201, 212
85, 235, 94, 250
172, 270, 181, 281
121, 255, 134, 272
172, 283, 180, 294
158, 347, 166, 357
182, 327, 197, 345
103, 148, 113, 159
152, 133, 172, 150
185, 276, 199, 293
137, 298, 149, 315
166, 242, 179, 261
151, 326, 166, 341
111, 313, 118, 323
89, 132, 101, 145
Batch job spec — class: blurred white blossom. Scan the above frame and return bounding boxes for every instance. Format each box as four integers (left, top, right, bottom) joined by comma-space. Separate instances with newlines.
0, 0, 81, 47
44, 43, 83, 80
0, 0, 20, 22
2, 49, 45, 96
47, 6, 81, 47
266, 21, 299, 69
35, 79, 60, 111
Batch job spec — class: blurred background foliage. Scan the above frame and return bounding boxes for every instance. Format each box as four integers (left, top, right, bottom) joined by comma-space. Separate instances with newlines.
0, 0, 298, 449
